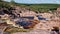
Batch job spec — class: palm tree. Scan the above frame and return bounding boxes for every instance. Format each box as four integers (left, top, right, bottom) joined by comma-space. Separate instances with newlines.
10, 0, 16, 6
10, 0, 15, 4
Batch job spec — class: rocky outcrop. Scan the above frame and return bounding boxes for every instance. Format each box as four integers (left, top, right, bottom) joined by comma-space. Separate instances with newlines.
0, 6, 60, 34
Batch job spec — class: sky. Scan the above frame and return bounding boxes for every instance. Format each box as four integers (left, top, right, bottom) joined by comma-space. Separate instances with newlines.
4, 0, 60, 4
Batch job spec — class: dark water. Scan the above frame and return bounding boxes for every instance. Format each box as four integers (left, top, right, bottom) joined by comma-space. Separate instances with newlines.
20, 16, 46, 20
16, 17, 34, 27
16, 21, 32, 27
20, 17, 34, 20
37, 16, 46, 20
16, 16, 47, 26
15, 16, 48, 29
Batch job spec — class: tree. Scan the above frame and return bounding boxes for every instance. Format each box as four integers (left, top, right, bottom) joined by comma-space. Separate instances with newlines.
0, 0, 3, 2
10, 0, 16, 5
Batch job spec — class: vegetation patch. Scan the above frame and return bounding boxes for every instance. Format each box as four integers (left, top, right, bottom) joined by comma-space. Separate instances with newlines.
4, 27, 33, 33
